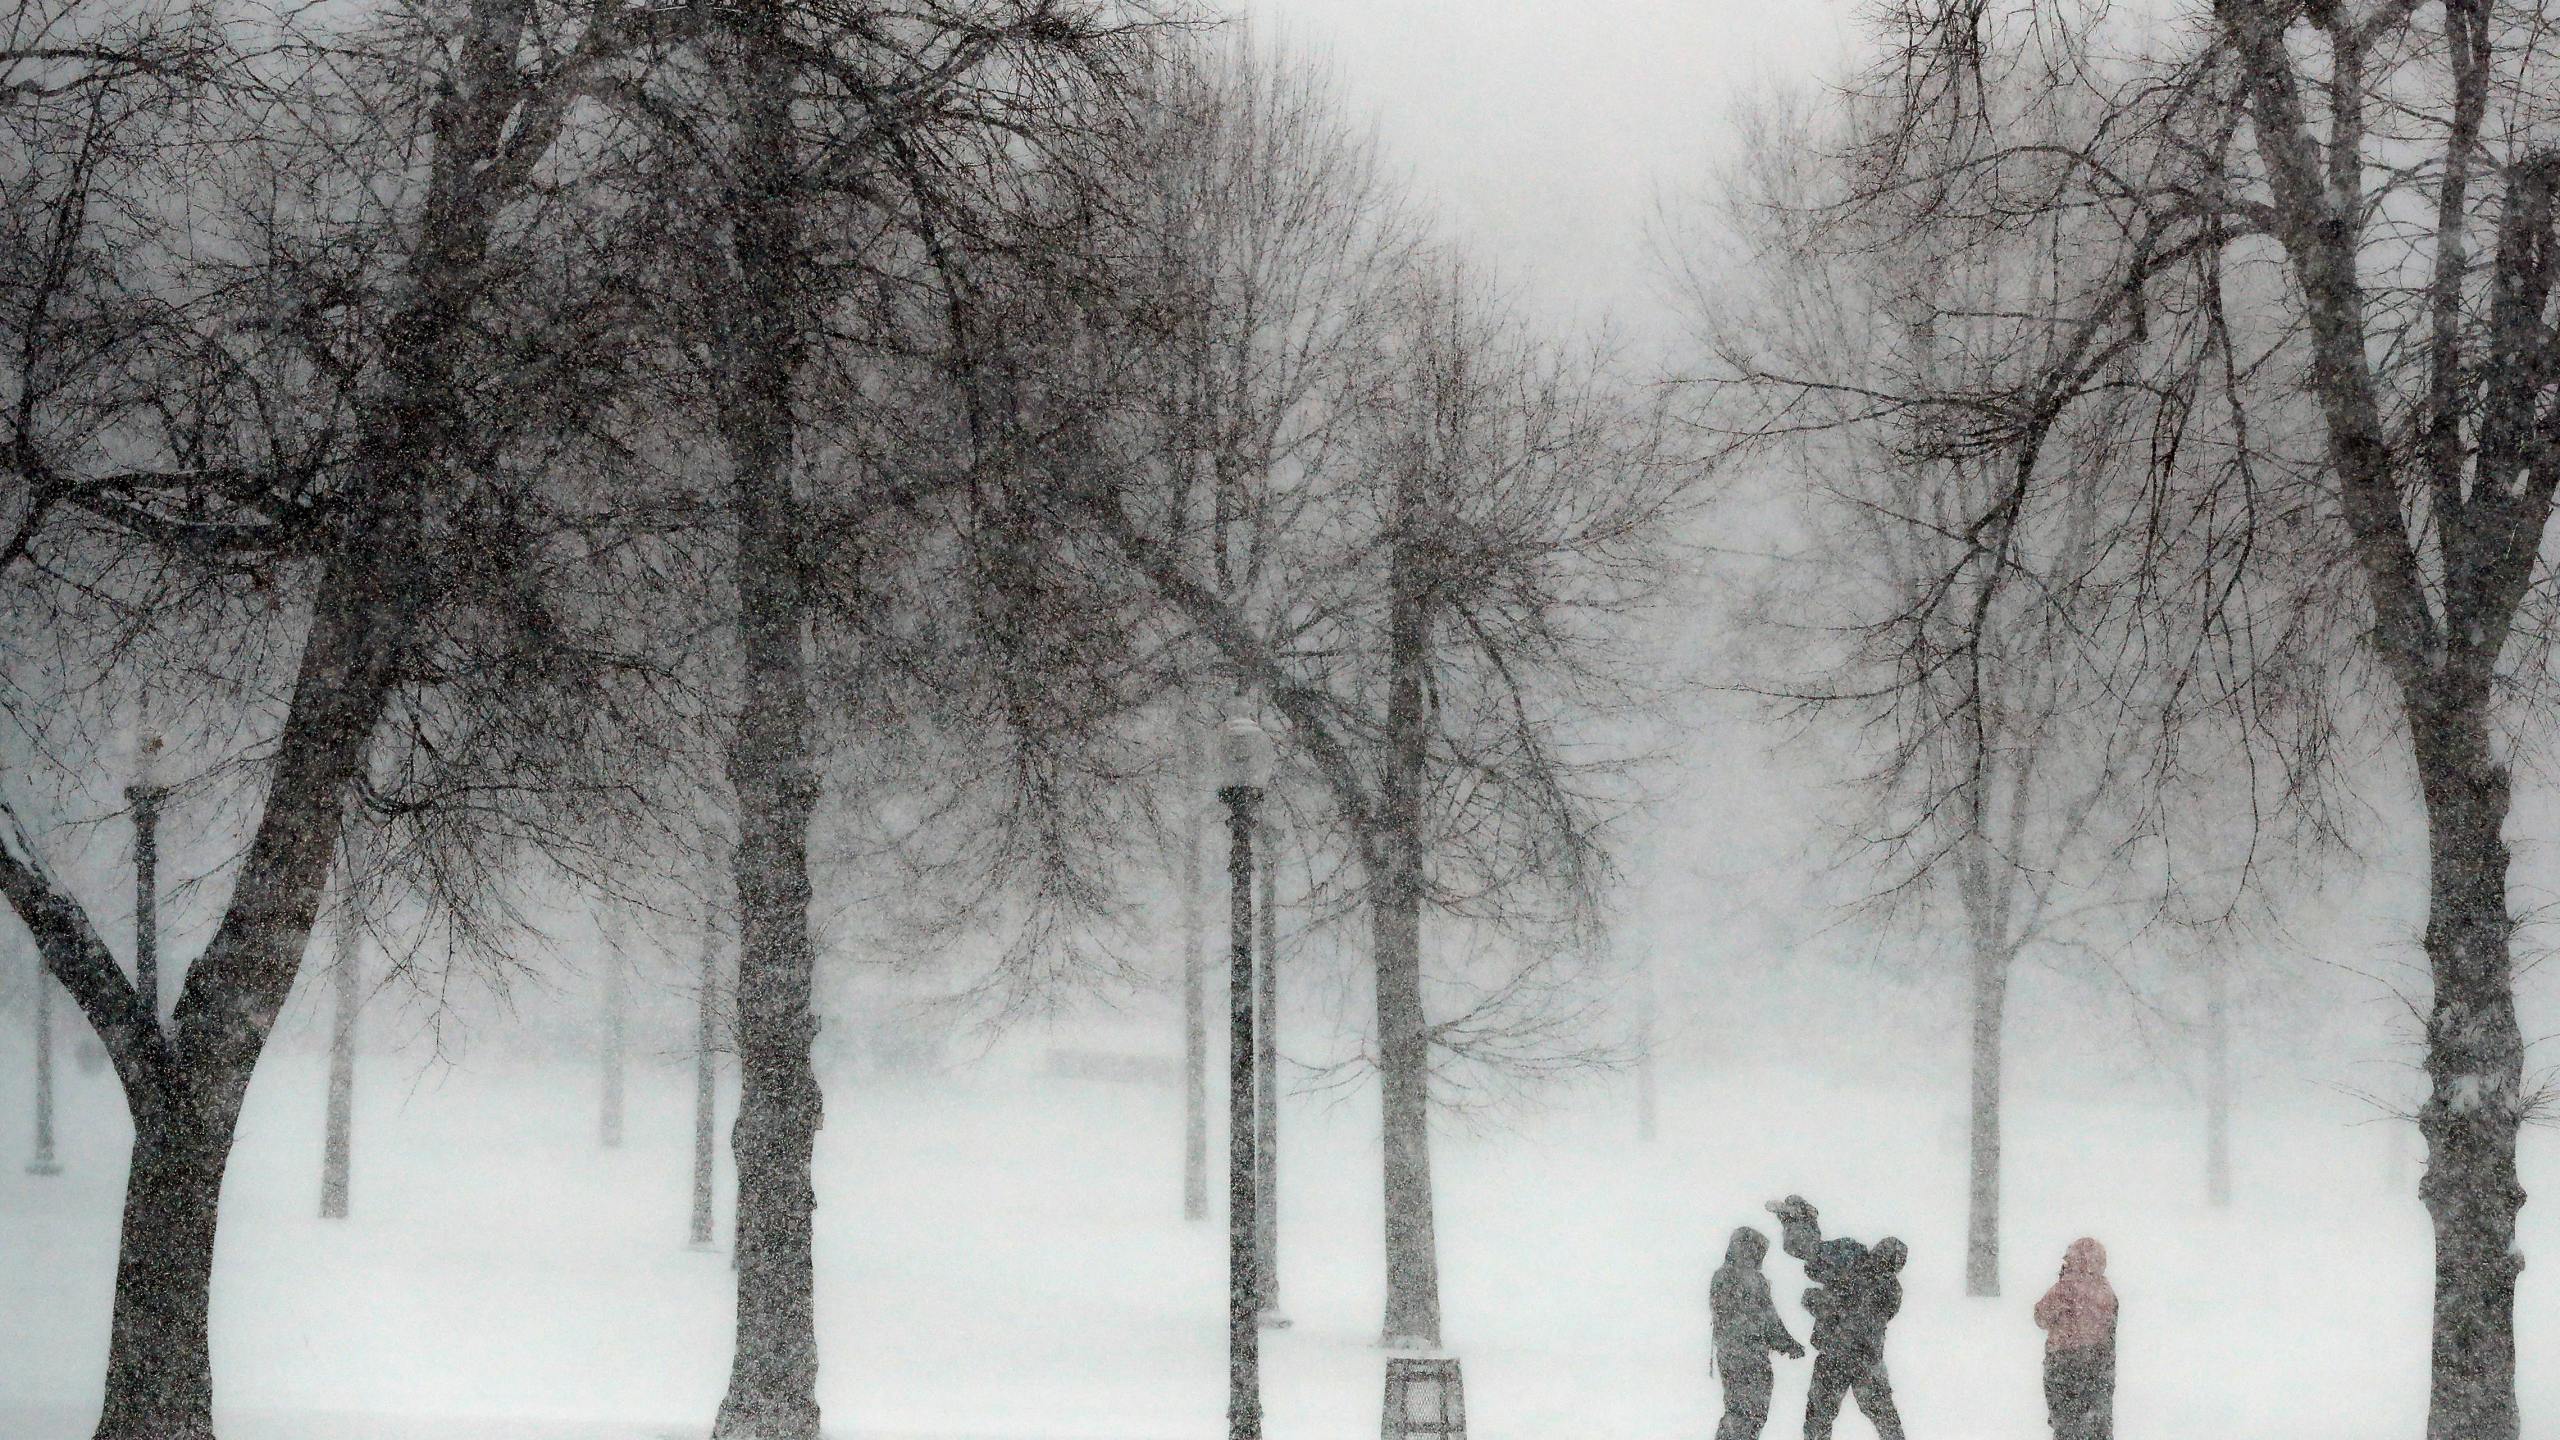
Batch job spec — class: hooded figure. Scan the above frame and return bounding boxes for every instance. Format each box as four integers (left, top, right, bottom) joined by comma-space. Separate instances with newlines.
1712, 1226, 1805, 1440
1768, 1196, 1907, 1440
2034, 1238, 2117, 1440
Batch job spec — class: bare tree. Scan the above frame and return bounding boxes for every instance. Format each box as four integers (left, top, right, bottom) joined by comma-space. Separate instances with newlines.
595, 5, 1161, 1432
1690, 92, 2199, 1296
0, 3, 704, 1430
1692, 2, 2560, 1428
1073, 120, 1692, 1339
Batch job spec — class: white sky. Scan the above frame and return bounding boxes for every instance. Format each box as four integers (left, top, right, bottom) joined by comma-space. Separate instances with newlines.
1228, 1, 1884, 958
1247, 0, 1862, 323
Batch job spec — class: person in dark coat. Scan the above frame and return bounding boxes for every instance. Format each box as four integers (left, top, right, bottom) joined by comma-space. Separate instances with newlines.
1712, 1226, 1806, 1440
1767, 1195, 1908, 1440
2034, 1237, 2117, 1440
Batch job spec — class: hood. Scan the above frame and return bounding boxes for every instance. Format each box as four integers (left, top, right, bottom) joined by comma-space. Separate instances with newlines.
1725, 1225, 1769, 1266
2064, 1237, 2107, 1276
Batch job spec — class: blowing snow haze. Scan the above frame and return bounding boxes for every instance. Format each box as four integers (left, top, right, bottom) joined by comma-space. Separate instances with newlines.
2, 3, 2556, 1440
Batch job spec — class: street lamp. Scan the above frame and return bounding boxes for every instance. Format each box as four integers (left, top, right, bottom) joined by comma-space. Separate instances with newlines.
125, 728, 167, 1028
1217, 712, 1275, 1440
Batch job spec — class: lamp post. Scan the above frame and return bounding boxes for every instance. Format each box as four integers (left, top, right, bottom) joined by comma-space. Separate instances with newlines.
126, 729, 166, 1026
27, 951, 59, 1176
1253, 809, 1286, 1327
1217, 713, 1274, 1440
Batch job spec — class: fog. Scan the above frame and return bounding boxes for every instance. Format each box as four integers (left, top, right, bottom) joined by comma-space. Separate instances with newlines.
8, 2, 2560, 1439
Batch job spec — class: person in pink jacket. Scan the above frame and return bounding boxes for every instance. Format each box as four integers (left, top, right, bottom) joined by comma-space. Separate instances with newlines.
2034, 1237, 2117, 1440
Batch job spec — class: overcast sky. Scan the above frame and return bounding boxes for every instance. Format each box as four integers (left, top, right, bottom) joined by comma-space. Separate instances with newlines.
1216, 3, 1874, 949
1248, 0, 1861, 323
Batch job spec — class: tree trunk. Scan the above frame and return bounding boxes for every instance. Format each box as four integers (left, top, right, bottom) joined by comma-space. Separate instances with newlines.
1374, 528, 1441, 1350
2411, 700, 2526, 1440
81, 502, 417, 1439
29, 956, 59, 1175
2205, 959, 2231, 1208
320, 920, 357, 1219
94, 1086, 232, 1440
602, 930, 627, 1150
711, 11, 824, 1432
1965, 943, 2009, 1298
1182, 746, 1208, 1222
1253, 813, 1280, 1316
0, 11, 541, 1431
693, 924, 720, 1249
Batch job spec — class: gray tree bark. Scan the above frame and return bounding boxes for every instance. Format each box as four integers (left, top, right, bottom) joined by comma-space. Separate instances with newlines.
1374, 493, 1441, 1350
2411, 699, 2525, 1440
693, 924, 719, 1249
1964, 943, 2008, 1297
709, 12, 825, 1432
319, 920, 357, 1219
2218, 18, 2548, 1423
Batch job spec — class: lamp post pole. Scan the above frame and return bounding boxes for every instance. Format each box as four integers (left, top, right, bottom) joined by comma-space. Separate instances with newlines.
1254, 813, 1285, 1326
126, 731, 165, 1027
28, 953, 59, 1176
1217, 714, 1273, 1440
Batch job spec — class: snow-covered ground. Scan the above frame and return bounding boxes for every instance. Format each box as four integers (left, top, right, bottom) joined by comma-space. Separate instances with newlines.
0, 1031, 2545, 1439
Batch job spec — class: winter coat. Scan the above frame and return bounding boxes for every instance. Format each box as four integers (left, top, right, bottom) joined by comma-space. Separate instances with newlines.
2034, 1238, 2118, 1353
1712, 1228, 1801, 1365
1778, 1208, 1903, 1358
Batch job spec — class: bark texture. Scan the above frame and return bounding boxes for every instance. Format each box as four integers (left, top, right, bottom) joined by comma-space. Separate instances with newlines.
94, 1092, 229, 1440
1965, 944, 2009, 1298
1374, 507, 1441, 1349
2412, 701, 2525, 1440
692, 925, 719, 1249
320, 921, 357, 1220
2218, 14, 2554, 1424
711, 9, 825, 1433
